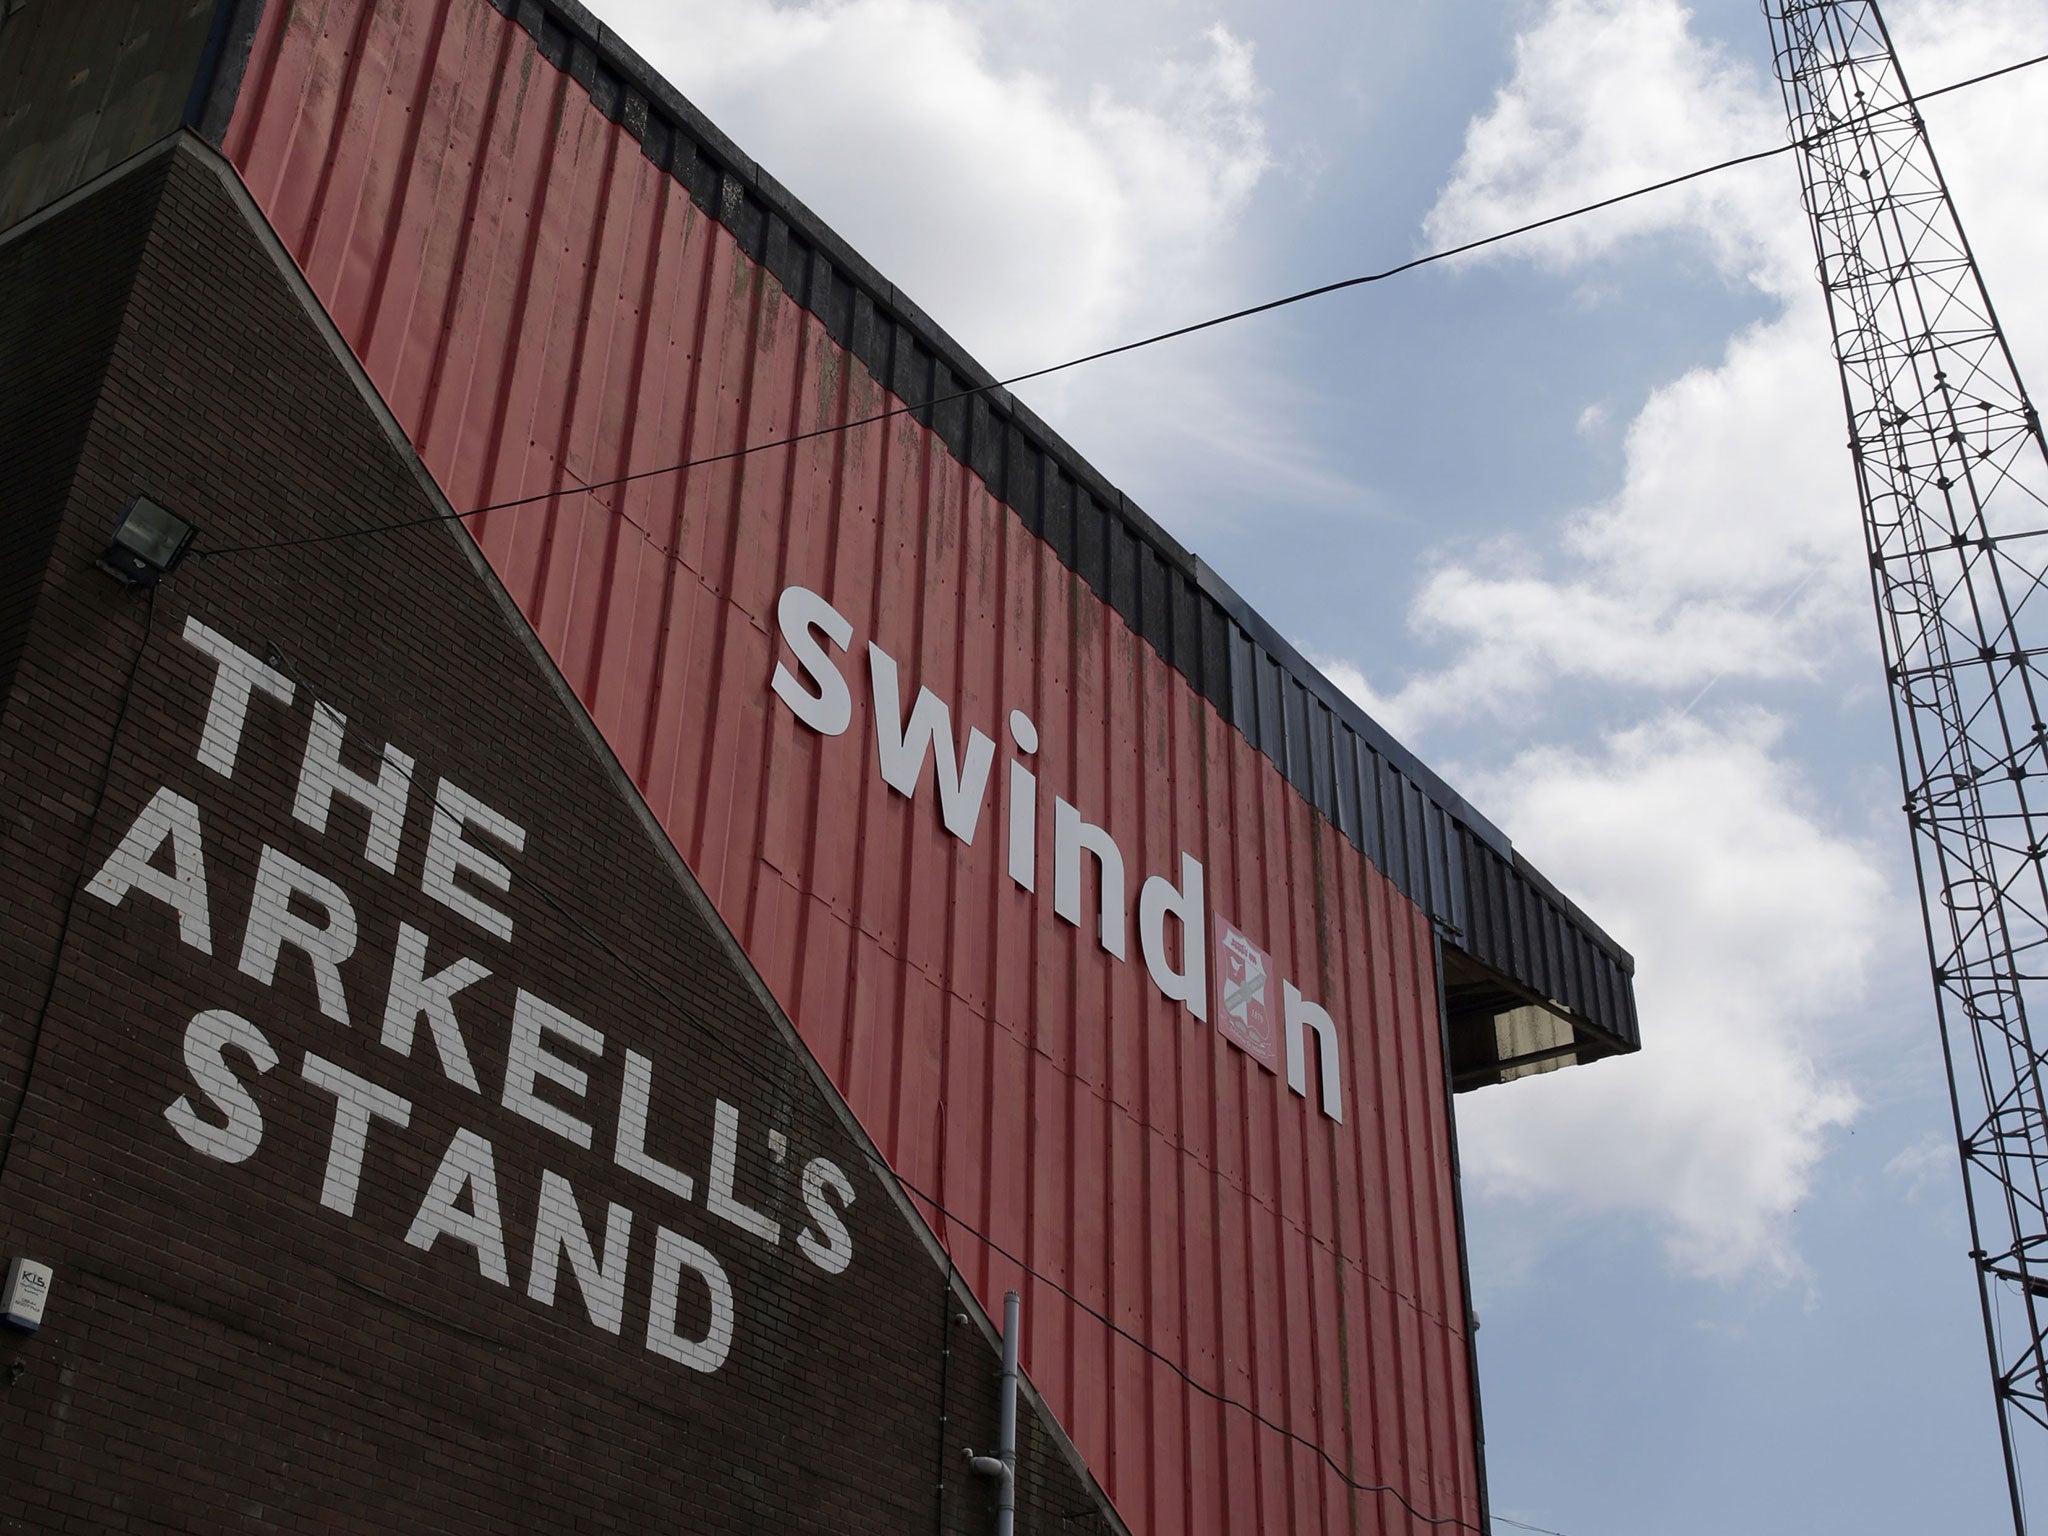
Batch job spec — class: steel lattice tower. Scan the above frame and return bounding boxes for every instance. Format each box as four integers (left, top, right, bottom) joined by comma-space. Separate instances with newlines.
1765, 3, 2048, 1527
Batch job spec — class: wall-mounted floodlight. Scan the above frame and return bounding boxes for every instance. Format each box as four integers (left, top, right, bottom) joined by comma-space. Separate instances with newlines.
98, 494, 195, 587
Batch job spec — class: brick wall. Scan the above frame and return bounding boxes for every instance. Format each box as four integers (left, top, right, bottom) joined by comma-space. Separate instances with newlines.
0, 137, 1118, 1535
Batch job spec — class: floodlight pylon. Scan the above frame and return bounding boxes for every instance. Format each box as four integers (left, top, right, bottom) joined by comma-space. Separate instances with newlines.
1765, 4, 2048, 1528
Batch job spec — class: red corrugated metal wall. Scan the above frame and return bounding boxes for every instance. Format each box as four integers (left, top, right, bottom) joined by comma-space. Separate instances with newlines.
222, 3, 1480, 1530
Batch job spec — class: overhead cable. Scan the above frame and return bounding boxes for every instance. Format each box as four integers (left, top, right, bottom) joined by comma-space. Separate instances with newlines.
194, 46, 2048, 564
159, 40, 2048, 1528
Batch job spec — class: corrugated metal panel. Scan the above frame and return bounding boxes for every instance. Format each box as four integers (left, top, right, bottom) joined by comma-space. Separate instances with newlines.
204, 1, 1648, 1528
417, 1, 1629, 1062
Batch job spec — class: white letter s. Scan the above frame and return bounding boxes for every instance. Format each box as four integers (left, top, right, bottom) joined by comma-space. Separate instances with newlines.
165, 1009, 279, 1163
771, 585, 855, 736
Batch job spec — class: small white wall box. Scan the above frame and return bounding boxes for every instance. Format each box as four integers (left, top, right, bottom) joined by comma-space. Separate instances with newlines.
2, 1258, 52, 1333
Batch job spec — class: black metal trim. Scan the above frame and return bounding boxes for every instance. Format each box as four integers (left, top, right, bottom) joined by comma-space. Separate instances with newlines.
184, 0, 268, 143
237, 0, 1645, 1052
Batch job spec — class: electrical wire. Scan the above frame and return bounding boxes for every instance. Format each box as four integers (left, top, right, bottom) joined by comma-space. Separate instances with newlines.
141, 48, 2048, 1528
0, 584, 158, 1184
890, 1177, 1483, 1530
138, 33, 2048, 1536
25, 34, 2031, 1536
190, 45, 2048, 566
153, 45, 2048, 1527
119, 696, 1497, 1535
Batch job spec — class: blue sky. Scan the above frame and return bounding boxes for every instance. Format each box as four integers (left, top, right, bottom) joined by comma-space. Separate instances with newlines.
592, 2, 2048, 1529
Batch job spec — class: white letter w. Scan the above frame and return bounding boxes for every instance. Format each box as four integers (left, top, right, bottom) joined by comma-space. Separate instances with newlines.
868, 642, 996, 847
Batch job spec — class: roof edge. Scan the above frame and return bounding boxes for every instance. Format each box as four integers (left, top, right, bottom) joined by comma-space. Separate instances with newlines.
487, 0, 1516, 842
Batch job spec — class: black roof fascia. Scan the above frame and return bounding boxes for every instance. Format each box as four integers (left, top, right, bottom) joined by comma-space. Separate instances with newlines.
476, 0, 1638, 1052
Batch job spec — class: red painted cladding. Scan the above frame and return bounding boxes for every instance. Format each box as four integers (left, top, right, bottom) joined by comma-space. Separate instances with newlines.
223, 3, 1481, 1531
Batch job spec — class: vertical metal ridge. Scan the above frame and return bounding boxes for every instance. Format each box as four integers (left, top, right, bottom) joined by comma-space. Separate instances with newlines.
526, 109, 622, 650
408, 14, 513, 498
346, 0, 457, 353
574, 160, 672, 713
466, 60, 565, 560
731, 223, 816, 994
219, 0, 282, 172
387, 5, 503, 433
1384, 864, 1429, 1515
628, 190, 715, 818
290, 0, 383, 284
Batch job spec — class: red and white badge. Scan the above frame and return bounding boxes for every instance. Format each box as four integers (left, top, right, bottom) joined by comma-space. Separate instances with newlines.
1213, 916, 1281, 1074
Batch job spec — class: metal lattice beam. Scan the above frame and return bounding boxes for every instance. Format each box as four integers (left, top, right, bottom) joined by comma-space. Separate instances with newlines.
1764, 3, 2048, 1528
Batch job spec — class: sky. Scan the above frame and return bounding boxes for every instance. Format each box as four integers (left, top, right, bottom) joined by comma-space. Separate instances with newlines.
588, 2, 2048, 1530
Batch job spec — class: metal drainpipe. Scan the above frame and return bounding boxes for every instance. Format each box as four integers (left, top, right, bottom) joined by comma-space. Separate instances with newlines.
966, 1290, 1021, 1536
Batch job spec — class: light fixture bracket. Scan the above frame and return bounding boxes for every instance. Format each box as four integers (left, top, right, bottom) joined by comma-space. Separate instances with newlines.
98, 494, 196, 588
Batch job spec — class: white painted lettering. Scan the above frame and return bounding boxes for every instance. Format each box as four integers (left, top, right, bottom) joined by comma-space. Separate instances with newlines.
614, 1048, 696, 1203
292, 702, 415, 874
1053, 797, 1126, 959
706, 1100, 780, 1245
379, 922, 487, 1093
301, 1052, 413, 1216
405, 1127, 510, 1285
796, 1158, 855, 1275
763, 583, 1362, 1129
869, 643, 996, 846
164, 1009, 277, 1163
238, 846, 358, 1025
646, 1225, 734, 1373
421, 779, 524, 943
526, 1169, 633, 1335
182, 618, 296, 779
85, 785, 214, 954
502, 990, 603, 1150
770, 585, 855, 736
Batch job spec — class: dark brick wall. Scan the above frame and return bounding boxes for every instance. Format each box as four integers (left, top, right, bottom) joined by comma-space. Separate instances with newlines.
0, 137, 1118, 1535
0, 155, 168, 720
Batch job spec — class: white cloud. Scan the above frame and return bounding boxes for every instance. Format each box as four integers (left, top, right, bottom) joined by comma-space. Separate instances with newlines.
1363, 301, 1867, 732
1367, 0, 1862, 729
1366, 0, 2048, 734
590, 0, 1352, 524
619, 2, 1266, 372
1424, 0, 1800, 293
1885, 1132, 1952, 1205
1416, 0, 2048, 1286
1456, 712, 1887, 1280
